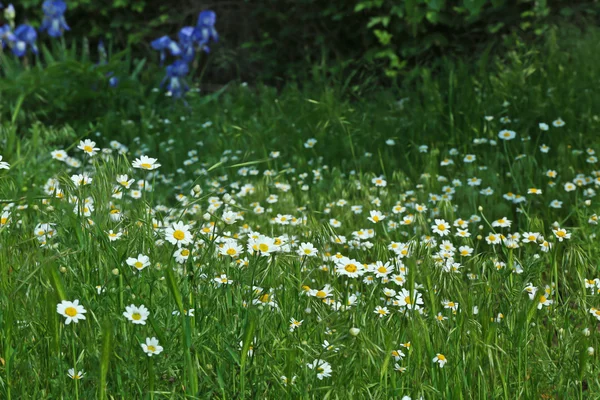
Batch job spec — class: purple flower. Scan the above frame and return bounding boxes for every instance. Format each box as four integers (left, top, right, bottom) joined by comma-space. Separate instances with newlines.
193, 10, 218, 52
161, 60, 189, 99
40, 0, 70, 38
151, 35, 181, 65
12, 24, 38, 57
0, 24, 16, 49
178, 27, 196, 63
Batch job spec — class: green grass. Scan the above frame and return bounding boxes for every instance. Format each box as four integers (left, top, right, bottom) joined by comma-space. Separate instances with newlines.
1, 25, 600, 399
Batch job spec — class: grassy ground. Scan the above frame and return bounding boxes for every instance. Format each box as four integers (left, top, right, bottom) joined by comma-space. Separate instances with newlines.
2, 26, 600, 399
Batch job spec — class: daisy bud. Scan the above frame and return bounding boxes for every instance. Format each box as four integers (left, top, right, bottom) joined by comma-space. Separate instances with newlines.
59, 266, 67, 273
478, 225, 483, 230
112, 268, 119, 275
203, 213, 211, 221
585, 200, 591, 206
506, 172, 511, 177
583, 328, 591, 336
349, 327, 360, 336
304, 307, 312, 314
478, 206, 483, 212
588, 347, 594, 356
193, 185, 201, 193
476, 235, 482, 240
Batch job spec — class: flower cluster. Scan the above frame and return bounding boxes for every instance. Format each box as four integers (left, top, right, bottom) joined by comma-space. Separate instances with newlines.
151, 10, 218, 99
0, 1, 69, 57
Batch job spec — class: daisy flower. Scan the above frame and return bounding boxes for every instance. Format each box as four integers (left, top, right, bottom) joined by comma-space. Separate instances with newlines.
491, 217, 511, 228
297, 242, 318, 257
67, 368, 85, 380
0, 156, 11, 170
57, 300, 87, 325
165, 221, 193, 247
498, 130, 516, 140
51, 149, 68, 161
78, 139, 100, 156
123, 304, 150, 325
307, 359, 332, 380
126, 254, 150, 272
374, 305, 390, 318
367, 210, 385, 223
433, 353, 448, 368
553, 228, 571, 241
214, 274, 233, 286
141, 337, 164, 356
132, 155, 161, 170
432, 219, 450, 236
538, 294, 553, 309
289, 318, 303, 332
396, 288, 423, 310
116, 174, 135, 188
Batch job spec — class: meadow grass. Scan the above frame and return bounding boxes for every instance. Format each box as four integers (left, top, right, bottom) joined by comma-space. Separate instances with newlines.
1, 26, 600, 399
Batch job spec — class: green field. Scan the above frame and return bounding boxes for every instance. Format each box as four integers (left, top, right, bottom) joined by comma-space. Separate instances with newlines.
2, 27, 600, 399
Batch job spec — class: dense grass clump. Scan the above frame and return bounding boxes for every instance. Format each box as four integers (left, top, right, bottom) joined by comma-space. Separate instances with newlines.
1, 27, 600, 399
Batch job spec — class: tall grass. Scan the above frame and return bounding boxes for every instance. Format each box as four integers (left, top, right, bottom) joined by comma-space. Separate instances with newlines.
1, 25, 600, 398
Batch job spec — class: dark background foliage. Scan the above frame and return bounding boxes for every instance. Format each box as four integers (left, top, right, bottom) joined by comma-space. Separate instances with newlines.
14, 0, 600, 85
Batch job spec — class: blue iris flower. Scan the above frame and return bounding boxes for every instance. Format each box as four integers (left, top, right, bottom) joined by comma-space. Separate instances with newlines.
108, 75, 119, 88
193, 10, 218, 52
161, 60, 189, 100
0, 24, 16, 49
178, 27, 196, 63
40, 0, 70, 37
151, 35, 181, 65
12, 24, 38, 57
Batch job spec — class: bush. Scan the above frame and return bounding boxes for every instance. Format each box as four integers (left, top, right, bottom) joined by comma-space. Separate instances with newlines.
14, 0, 599, 84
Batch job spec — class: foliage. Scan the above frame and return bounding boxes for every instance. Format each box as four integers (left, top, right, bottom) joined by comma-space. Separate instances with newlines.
13, 0, 598, 83
2, 26, 600, 399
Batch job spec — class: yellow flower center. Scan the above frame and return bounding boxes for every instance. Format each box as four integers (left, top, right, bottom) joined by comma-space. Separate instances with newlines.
404, 296, 412, 304
181, 249, 190, 256
438, 354, 446, 361
140, 163, 152, 169
65, 307, 77, 317
259, 243, 269, 252
83, 145, 93, 152
316, 290, 327, 298
147, 345, 156, 352
135, 261, 143, 269
259, 294, 270, 303
132, 313, 142, 320
377, 266, 387, 273
540, 295, 547, 303
437, 224, 446, 231
226, 248, 237, 256
173, 230, 185, 240
345, 264, 357, 273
